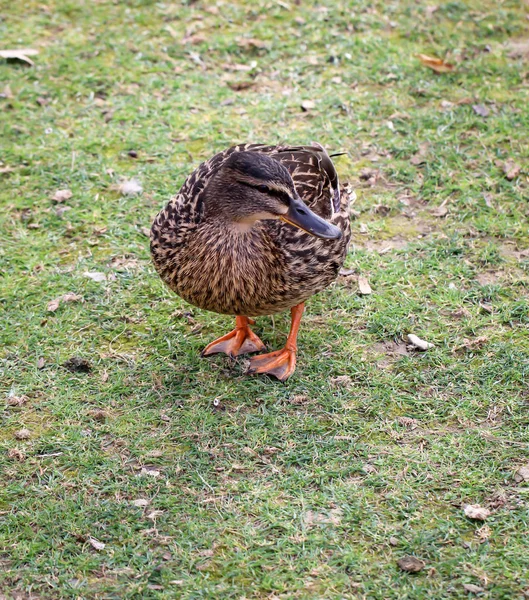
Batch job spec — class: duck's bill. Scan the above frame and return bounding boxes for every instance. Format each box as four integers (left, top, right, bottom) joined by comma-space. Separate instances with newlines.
281, 197, 342, 240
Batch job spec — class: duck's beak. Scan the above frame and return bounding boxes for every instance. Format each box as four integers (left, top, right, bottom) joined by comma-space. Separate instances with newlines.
280, 196, 342, 240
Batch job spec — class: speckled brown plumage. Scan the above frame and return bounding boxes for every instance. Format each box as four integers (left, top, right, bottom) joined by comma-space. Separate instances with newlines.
150, 143, 351, 318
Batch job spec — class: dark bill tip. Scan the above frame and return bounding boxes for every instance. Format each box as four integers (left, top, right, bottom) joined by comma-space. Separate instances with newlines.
281, 197, 342, 240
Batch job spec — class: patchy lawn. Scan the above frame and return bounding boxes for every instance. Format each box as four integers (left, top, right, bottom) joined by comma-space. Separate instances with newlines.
1, 1, 528, 598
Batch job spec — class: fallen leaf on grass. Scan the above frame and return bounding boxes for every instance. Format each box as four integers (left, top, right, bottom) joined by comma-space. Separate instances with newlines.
131, 499, 150, 507
37, 357, 45, 369
51, 189, 72, 203
339, 267, 355, 277
330, 375, 353, 388
118, 178, 142, 196
84, 271, 107, 283
14, 428, 31, 440
410, 143, 429, 165
501, 160, 521, 181
8, 448, 25, 461
62, 357, 92, 373
430, 198, 449, 217
237, 38, 268, 50
88, 536, 105, 551
463, 504, 490, 520
47, 293, 82, 312
140, 467, 161, 478
301, 100, 316, 112
303, 508, 342, 527
417, 53, 454, 73
227, 80, 255, 91
407, 334, 434, 351
140, 226, 151, 237
463, 583, 484, 594
397, 556, 425, 573
389, 536, 399, 546
0, 48, 39, 66
430, 204, 448, 217
514, 464, 529, 483
358, 276, 372, 295
472, 104, 489, 117
6, 395, 28, 406
47, 298, 61, 312
397, 416, 419, 429
475, 524, 491, 542
453, 336, 488, 353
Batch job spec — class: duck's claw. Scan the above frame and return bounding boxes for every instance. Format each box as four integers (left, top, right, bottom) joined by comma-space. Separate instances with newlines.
247, 348, 297, 382
202, 319, 265, 358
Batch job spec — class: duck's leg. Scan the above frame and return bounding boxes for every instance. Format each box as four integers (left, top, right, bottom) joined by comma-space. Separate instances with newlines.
202, 316, 266, 358
247, 303, 304, 382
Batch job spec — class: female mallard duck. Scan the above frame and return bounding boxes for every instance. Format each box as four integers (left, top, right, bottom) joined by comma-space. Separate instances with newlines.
150, 143, 351, 381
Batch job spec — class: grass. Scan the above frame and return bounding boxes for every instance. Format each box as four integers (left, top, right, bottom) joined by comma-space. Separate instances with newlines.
1, 0, 528, 598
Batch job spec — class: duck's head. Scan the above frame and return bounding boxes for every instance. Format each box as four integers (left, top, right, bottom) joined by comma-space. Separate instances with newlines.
205, 151, 342, 240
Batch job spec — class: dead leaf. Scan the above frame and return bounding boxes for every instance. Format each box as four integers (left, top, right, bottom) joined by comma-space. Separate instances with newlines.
47, 298, 61, 312
303, 508, 342, 526
237, 38, 268, 50
430, 204, 448, 217
84, 271, 107, 283
397, 556, 425, 573
2, 84, 14, 98
330, 375, 353, 388
502, 160, 521, 181
514, 465, 529, 483
430, 197, 450, 217
118, 178, 142, 196
52, 190, 72, 206
475, 524, 491, 542
37, 357, 45, 369
453, 336, 488, 353
407, 334, 434, 351
140, 226, 151, 237
140, 467, 161, 478
132, 499, 150, 507
397, 416, 419, 429
6, 395, 28, 406
389, 536, 399, 546
301, 100, 315, 112
182, 34, 206, 45
8, 448, 25, 461
88, 536, 105, 551
410, 143, 429, 165
339, 267, 355, 277
227, 80, 255, 91
62, 292, 82, 303
506, 38, 529, 59
472, 104, 489, 117
14, 428, 31, 440
359, 223, 368, 234
417, 53, 454, 73
62, 357, 92, 373
0, 48, 39, 66
463, 504, 490, 520
358, 276, 372, 295
463, 584, 484, 594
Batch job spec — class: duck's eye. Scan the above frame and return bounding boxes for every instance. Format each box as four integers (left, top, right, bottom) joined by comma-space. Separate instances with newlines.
256, 184, 269, 193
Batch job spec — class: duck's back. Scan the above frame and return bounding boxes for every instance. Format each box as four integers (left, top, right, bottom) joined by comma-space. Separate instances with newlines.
150, 144, 351, 316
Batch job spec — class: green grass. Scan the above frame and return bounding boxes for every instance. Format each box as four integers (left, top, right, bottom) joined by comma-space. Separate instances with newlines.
1, 0, 528, 598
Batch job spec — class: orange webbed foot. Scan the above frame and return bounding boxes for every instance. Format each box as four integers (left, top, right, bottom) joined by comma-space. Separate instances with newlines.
201, 317, 266, 359
247, 347, 297, 382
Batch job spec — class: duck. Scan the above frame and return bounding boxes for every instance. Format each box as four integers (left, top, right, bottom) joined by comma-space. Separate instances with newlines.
150, 143, 351, 381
